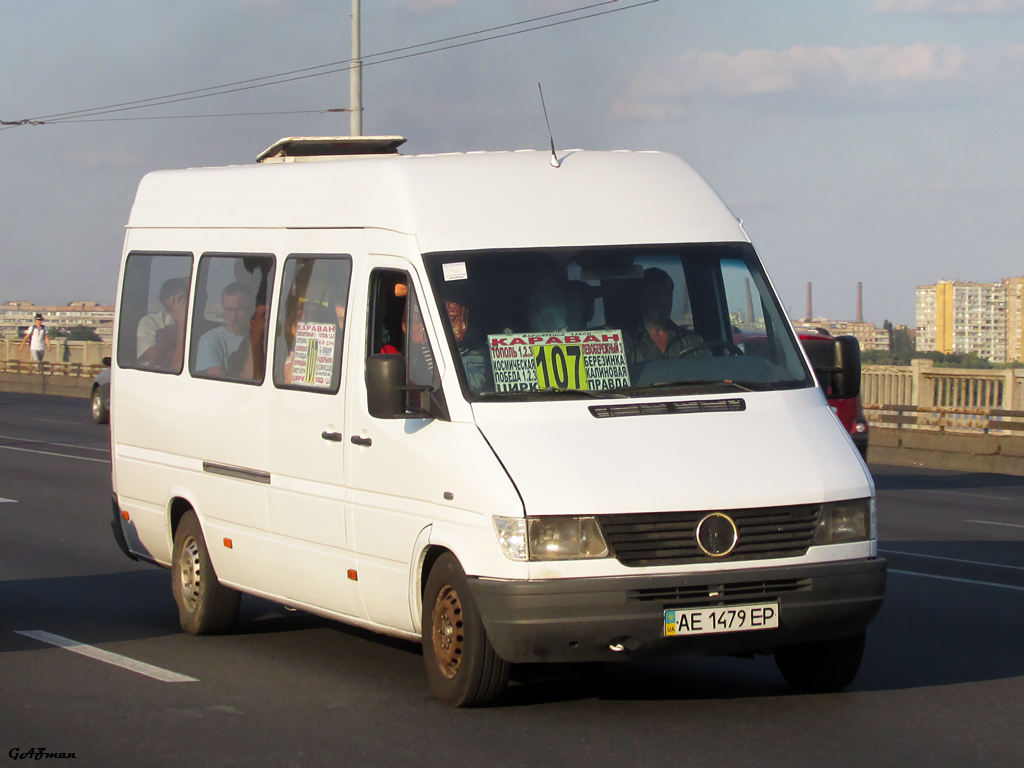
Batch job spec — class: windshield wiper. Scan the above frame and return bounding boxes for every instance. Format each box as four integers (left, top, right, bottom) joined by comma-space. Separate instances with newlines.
474, 388, 628, 400
604, 380, 771, 396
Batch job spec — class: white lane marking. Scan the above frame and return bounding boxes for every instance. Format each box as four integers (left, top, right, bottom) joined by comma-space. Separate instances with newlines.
889, 569, 1024, 592
908, 488, 1016, 502
0, 432, 109, 453
38, 419, 84, 425
0, 497, 16, 503
965, 519, 1024, 530
15, 630, 198, 683
880, 549, 1024, 572
0, 444, 108, 464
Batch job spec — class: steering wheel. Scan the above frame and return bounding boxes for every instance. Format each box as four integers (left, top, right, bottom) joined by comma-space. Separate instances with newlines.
676, 340, 744, 358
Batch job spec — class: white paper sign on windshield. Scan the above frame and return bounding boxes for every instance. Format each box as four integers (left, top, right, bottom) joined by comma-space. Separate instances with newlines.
487, 330, 630, 393
290, 322, 337, 388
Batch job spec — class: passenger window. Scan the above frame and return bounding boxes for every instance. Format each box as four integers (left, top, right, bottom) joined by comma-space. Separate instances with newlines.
368, 269, 440, 413
189, 254, 275, 383
117, 252, 193, 374
273, 255, 352, 393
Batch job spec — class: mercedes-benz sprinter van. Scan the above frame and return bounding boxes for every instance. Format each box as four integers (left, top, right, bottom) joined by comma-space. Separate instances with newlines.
109, 137, 885, 706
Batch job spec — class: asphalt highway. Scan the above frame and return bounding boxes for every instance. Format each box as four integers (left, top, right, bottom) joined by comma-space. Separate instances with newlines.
1, 392, 1022, 767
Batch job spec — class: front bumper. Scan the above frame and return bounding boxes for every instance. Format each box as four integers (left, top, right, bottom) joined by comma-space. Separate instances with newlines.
470, 557, 886, 664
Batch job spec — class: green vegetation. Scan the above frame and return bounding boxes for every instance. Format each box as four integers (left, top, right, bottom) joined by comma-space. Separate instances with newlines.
65, 325, 102, 342
861, 319, 1024, 368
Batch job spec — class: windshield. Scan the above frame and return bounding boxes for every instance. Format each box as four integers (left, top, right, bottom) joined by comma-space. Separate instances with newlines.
423, 243, 814, 401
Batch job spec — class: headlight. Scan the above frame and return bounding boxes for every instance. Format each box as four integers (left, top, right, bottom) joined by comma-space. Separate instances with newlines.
493, 516, 610, 561
813, 498, 871, 545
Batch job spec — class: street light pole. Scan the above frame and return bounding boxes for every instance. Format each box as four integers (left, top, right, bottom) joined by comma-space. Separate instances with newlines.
350, 0, 362, 136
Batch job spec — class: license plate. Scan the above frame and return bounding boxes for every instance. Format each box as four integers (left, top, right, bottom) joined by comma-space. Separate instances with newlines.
664, 602, 779, 637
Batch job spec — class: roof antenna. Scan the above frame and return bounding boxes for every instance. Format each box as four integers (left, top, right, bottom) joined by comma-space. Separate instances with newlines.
538, 83, 560, 168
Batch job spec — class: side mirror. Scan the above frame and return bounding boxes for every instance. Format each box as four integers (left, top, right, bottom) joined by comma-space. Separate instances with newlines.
102, 357, 112, 367
366, 354, 407, 419
831, 336, 861, 400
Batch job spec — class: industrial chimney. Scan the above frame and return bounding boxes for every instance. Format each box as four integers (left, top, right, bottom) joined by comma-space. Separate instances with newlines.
856, 282, 863, 324
806, 282, 812, 322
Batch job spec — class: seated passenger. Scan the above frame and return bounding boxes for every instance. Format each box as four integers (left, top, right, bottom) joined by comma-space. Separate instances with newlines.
195, 282, 254, 378
526, 273, 569, 332
626, 268, 706, 364
137, 277, 189, 369
381, 280, 407, 354
446, 299, 492, 393
566, 280, 596, 329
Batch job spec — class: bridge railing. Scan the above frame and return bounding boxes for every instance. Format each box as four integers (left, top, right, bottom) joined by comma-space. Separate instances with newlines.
0, 359, 106, 377
862, 360, 1024, 410
864, 404, 1024, 435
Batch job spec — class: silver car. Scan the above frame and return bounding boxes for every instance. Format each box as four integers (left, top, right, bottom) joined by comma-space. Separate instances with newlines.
91, 358, 111, 424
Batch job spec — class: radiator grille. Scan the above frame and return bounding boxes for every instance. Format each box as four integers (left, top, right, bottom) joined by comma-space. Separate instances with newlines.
597, 504, 819, 567
628, 577, 811, 606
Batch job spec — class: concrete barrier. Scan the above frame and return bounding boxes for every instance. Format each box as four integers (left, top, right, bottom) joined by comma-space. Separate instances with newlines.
867, 427, 1024, 476
0, 371, 96, 399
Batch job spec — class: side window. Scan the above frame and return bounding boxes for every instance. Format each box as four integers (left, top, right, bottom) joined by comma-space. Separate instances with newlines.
189, 253, 275, 384
273, 255, 352, 393
368, 269, 440, 412
117, 252, 193, 374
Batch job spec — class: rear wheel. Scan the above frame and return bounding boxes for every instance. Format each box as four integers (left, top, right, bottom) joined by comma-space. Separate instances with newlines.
422, 553, 509, 707
171, 511, 240, 635
91, 387, 109, 424
775, 631, 866, 693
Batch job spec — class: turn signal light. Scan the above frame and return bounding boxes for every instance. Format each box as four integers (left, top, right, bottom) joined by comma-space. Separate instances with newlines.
223, 538, 233, 549
121, 510, 130, 521
347, 569, 358, 581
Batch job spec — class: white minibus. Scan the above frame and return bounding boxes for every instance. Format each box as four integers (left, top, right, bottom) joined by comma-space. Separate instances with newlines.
109, 137, 885, 706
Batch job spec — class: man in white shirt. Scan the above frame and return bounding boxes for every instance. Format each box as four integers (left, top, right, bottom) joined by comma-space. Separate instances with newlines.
136, 277, 189, 370
19, 313, 51, 368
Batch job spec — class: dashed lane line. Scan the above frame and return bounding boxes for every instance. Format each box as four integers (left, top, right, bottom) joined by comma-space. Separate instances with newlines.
0, 442, 108, 466
889, 569, 1024, 592
901, 488, 1016, 502
965, 519, 1024, 530
15, 630, 198, 683
879, 548, 1024, 572
0, 432, 109, 453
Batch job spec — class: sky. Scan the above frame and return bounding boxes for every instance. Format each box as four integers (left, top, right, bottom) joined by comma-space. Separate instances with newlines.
5, 0, 1024, 327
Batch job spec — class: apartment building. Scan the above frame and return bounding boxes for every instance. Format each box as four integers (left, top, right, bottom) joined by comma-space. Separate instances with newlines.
793, 320, 892, 352
0, 300, 115, 342
915, 279, 1024, 363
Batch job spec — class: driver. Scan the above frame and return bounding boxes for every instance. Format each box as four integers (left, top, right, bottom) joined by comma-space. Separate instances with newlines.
626, 268, 708, 364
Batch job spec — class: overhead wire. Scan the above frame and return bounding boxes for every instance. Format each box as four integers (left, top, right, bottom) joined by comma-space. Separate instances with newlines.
2, 0, 659, 128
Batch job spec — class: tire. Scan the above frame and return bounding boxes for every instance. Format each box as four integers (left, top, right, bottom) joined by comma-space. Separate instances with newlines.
422, 552, 510, 707
91, 387, 109, 424
775, 631, 866, 693
171, 511, 240, 635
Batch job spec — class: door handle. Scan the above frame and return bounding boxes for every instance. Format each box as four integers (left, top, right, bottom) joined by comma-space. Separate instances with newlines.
321, 431, 343, 442
350, 435, 372, 447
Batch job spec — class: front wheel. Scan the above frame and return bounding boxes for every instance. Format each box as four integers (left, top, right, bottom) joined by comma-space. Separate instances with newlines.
422, 553, 510, 707
91, 387, 109, 424
775, 631, 866, 693
171, 511, 240, 635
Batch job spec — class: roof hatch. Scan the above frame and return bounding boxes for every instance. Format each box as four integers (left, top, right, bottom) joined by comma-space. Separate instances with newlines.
256, 135, 407, 163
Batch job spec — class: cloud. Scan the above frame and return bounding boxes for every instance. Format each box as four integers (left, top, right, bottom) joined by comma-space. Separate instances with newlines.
904, 176, 1024, 194
64, 149, 144, 170
614, 43, 1024, 117
392, 0, 458, 13
236, 0, 299, 12
871, 0, 1024, 13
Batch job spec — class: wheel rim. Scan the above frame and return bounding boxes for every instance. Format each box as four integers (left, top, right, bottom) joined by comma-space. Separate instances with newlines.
178, 535, 202, 613
431, 584, 465, 680
91, 393, 101, 419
